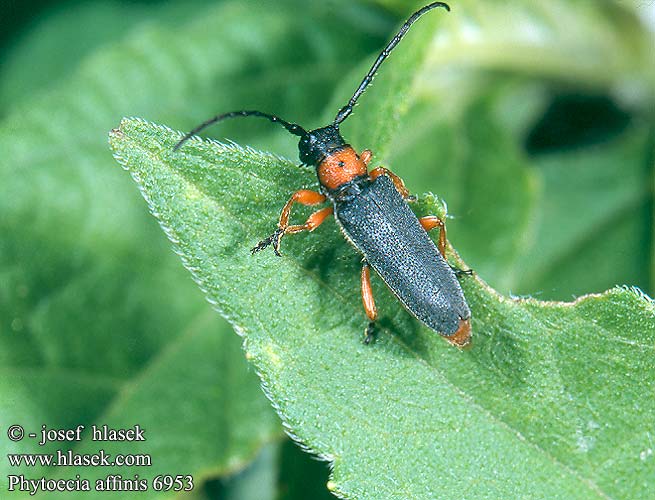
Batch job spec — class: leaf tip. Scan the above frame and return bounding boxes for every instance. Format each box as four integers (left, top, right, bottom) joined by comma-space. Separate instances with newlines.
108, 126, 123, 146
108, 116, 139, 151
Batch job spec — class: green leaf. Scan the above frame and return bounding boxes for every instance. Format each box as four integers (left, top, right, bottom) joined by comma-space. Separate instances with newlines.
513, 126, 653, 299
108, 2, 653, 497
192, 443, 280, 500
111, 117, 655, 499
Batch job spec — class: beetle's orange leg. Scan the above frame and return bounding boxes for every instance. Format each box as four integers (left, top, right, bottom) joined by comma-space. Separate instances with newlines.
419, 215, 447, 258
360, 149, 373, 166
419, 215, 473, 277
278, 190, 326, 226
361, 261, 378, 345
251, 190, 330, 256
284, 206, 333, 236
369, 166, 415, 201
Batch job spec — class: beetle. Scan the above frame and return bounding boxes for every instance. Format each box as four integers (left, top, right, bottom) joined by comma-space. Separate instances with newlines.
174, 2, 472, 346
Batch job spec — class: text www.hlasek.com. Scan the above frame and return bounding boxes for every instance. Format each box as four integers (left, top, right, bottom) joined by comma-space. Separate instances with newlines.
8, 450, 151, 467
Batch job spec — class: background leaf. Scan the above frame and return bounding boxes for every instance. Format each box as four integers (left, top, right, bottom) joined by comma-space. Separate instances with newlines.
0, 0, 212, 114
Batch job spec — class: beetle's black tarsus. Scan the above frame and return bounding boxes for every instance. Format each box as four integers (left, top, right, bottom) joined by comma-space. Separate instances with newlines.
251, 228, 284, 256
333, 2, 450, 126
451, 265, 474, 278
174, 110, 307, 151
363, 322, 377, 345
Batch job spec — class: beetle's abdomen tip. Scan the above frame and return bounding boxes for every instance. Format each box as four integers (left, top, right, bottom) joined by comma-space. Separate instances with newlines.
445, 318, 472, 348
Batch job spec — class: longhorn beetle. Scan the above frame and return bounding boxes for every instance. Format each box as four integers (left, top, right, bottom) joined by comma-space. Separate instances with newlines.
174, 2, 472, 346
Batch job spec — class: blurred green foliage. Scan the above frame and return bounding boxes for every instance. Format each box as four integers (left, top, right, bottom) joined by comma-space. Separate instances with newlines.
2, 0, 654, 499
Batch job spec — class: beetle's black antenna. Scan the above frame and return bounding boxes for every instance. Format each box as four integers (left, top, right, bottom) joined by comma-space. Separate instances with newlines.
333, 2, 449, 127
174, 110, 307, 151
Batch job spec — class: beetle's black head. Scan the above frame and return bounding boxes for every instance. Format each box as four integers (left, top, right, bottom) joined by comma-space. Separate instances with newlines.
298, 125, 347, 166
